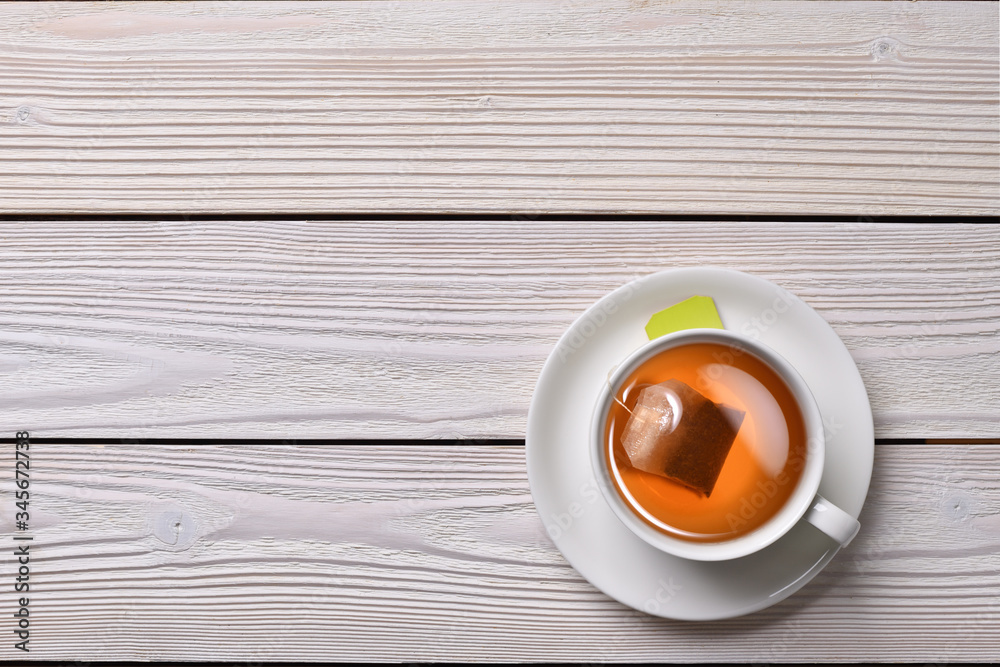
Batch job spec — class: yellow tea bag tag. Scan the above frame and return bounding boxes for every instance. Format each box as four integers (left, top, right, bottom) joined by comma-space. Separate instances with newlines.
644, 295, 724, 340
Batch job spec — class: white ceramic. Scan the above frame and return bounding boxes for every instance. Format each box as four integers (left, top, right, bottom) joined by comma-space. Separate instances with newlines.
526, 267, 874, 620
590, 328, 860, 562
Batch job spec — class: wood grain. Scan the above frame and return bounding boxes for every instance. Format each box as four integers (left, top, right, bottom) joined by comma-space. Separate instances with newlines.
1, 220, 997, 439
0, 1, 996, 215
2, 443, 996, 662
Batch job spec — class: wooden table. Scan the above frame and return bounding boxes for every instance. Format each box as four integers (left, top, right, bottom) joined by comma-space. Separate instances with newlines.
2, 1, 998, 662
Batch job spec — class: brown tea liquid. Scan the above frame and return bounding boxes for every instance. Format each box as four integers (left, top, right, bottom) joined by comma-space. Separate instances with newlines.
604, 341, 807, 542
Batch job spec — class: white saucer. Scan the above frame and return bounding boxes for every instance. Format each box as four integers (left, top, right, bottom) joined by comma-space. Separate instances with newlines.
526, 268, 874, 620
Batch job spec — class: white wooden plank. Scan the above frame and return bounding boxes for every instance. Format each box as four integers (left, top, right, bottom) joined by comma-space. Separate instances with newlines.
3, 443, 997, 662
1, 220, 997, 439
0, 1, 996, 215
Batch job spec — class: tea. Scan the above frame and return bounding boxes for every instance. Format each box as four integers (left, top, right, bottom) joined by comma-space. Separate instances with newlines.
604, 341, 807, 543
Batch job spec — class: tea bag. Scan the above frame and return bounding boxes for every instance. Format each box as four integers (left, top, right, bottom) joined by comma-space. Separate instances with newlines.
621, 379, 744, 497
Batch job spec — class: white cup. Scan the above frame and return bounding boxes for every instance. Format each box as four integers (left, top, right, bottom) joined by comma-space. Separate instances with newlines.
590, 328, 860, 561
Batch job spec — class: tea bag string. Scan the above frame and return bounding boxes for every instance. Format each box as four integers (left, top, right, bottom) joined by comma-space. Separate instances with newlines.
607, 368, 633, 415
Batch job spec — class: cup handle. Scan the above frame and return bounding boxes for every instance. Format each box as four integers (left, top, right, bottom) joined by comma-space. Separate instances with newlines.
804, 494, 861, 547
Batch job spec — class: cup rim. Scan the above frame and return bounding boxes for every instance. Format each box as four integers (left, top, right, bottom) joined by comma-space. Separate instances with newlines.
589, 328, 826, 561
